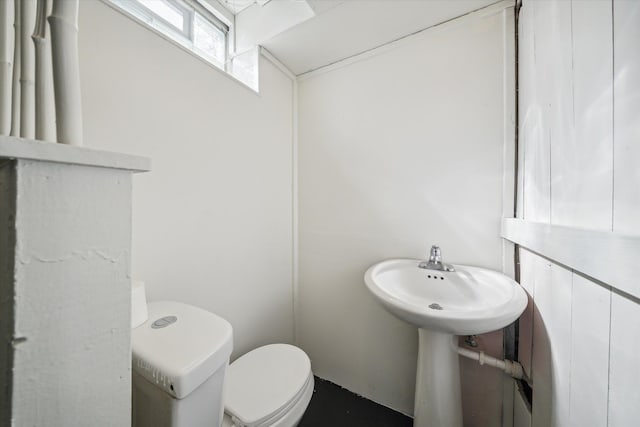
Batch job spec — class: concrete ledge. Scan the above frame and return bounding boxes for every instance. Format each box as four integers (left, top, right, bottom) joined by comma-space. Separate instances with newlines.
0, 136, 151, 172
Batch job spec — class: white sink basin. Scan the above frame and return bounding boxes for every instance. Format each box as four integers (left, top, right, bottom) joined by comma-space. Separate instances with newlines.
365, 257, 528, 427
364, 258, 527, 335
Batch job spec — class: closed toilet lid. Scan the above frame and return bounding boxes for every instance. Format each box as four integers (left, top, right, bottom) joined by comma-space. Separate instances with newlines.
224, 344, 312, 427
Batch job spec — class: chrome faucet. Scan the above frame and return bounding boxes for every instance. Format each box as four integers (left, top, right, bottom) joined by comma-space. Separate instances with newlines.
418, 245, 455, 272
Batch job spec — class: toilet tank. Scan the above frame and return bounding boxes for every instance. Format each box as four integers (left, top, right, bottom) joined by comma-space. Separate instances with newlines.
131, 301, 233, 427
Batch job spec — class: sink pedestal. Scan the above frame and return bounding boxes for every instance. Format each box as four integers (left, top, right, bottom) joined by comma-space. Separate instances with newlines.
414, 329, 463, 427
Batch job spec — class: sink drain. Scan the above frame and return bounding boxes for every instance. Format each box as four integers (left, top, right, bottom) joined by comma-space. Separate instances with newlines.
429, 303, 443, 310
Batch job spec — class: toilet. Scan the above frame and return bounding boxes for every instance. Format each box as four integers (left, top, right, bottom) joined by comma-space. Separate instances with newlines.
130, 294, 314, 427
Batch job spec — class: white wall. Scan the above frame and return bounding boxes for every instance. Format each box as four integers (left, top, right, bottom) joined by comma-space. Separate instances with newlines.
297, 5, 513, 420
0, 152, 139, 426
78, 0, 295, 359
515, 1, 640, 426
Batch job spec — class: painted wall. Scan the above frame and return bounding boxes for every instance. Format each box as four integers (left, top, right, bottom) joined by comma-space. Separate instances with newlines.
515, 0, 640, 426
0, 156, 136, 426
297, 5, 513, 420
78, 0, 295, 359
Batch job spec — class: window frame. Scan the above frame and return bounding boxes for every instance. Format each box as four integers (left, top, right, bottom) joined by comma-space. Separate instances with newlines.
138, 0, 193, 38
109, 0, 231, 71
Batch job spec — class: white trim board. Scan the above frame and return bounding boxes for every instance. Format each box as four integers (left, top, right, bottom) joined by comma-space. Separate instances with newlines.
257, 46, 299, 344
501, 218, 640, 300
260, 47, 296, 80
500, 6, 516, 279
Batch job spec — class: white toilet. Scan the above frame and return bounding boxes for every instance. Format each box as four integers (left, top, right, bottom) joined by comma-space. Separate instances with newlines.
130, 298, 314, 427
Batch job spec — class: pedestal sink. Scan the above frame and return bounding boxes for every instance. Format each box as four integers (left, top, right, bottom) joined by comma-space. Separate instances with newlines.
364, 259, 527, 427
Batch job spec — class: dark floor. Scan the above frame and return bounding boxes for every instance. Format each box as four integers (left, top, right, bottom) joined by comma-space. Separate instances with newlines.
299, 377, 413, 427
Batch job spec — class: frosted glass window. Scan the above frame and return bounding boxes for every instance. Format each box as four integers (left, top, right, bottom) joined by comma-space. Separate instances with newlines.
194, 14, 226, 65
109, 0, 229, 69
108, 0, 259, 91
137, 0, 186, 32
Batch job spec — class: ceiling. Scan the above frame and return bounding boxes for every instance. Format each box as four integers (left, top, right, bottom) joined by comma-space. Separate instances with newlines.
215, 0, 503, 75
260, 0, 502, 75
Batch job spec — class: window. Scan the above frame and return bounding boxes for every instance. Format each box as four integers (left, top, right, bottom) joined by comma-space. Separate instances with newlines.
109, 0, 230, 71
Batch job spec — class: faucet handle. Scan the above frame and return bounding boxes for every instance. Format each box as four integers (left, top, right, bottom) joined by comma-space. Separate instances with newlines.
429, 245, 441, 263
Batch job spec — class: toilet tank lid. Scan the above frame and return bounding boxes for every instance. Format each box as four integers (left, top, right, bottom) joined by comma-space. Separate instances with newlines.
132, 301, 233, 399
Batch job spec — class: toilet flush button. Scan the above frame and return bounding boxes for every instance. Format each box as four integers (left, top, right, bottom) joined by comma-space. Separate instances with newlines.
151, 316, 177, 329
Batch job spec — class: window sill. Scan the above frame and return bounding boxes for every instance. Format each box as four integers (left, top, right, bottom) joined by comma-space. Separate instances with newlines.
98, 0, 260, 94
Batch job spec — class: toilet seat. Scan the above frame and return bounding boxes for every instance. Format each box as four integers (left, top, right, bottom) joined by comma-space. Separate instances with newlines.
224, 344, 313, 427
